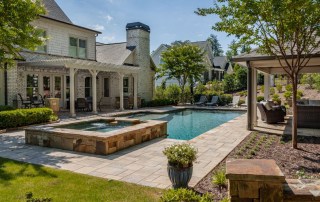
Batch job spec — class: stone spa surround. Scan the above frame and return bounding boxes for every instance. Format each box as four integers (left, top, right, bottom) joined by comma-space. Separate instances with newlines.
25, 117, 167, 155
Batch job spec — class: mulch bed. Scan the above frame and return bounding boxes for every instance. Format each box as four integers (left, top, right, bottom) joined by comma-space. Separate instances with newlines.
194, 132, 320, 201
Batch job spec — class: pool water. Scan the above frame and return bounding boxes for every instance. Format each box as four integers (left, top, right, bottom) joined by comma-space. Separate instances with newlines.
126, 110, 244, 140
59, 120, 133, 133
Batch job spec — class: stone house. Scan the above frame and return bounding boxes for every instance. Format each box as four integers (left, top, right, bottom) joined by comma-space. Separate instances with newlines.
151, 41, 232, 86
0, 0, 155, 116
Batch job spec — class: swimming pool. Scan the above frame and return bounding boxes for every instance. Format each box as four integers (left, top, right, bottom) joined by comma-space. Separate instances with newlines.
125, 109, 244, 140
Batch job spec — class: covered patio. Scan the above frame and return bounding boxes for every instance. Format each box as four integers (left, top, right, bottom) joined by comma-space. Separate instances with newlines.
19, 58, 141, 117
233, 50, 320, 134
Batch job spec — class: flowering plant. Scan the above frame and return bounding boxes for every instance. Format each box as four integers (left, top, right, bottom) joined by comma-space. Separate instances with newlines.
163, 143, 197, 168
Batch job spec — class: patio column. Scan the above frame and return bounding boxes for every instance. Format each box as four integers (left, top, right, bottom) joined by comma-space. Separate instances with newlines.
247, 61, 258, 130
69, 67, 76, 117
264, 73, 270, 101
252, 68, 258, 127
133, 73, 138, 109
118, 73, 124, 111
90, 70, 99, 114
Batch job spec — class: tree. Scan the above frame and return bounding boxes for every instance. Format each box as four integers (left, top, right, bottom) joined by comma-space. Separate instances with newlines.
158, 43, 206, 103
235, 65, 248, 90
225, 40, 238, 60
223, 73, 236, 92
207, 34, 224, 56
0, 0, 46, 67
196, 0, 320, 149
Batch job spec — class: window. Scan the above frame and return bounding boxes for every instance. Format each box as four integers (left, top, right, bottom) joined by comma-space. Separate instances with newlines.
123, 77, 129, 93
26, 74, 39, 101
85, 77, 91, 97
36, 30, 47, 53
104, 78, 109, 97
69, 37, 87, 58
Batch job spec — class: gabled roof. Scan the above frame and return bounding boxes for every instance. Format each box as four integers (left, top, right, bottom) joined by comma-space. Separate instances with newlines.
96, 42, 136, 65
213, 56, 228, 69
42, 0, 72, 24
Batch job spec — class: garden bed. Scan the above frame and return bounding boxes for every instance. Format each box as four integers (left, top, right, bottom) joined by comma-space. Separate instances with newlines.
194, 132, 320, 201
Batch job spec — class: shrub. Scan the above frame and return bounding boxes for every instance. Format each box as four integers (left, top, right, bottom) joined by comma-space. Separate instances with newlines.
272, 94, 281, 105
141, 99, 175, 107
276, 84, 283, 93
285, 84, 293, 92
160, 188, 211, 202
163, 143, 197, 168
219, 94, 233, 105
238, 90, 247, 97
269, 87, 275, 95
257, 96, 264, 102
260, 85, 265, 93
223, 73, 236, 92
235, 66, 247, 90
297, 90, 303, 100
238, 99, 245, 106
212, 170, 227, 189
165, 84, 181, 104
195, 83, 207, 95
0, 105, 14, 112
154, 86, 166, 100
0, 108, 56, 129
284, 91, 292, 100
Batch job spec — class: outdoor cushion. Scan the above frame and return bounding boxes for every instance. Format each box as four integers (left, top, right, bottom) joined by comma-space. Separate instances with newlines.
261, 101, 272, 110
309, 100, 320, 106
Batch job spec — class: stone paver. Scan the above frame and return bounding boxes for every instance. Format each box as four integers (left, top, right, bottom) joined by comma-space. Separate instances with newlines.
0, 112, 250, 189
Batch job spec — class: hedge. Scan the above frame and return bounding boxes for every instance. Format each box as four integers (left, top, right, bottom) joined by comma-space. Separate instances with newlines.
141, 99, 176, 108
0, 108, 56, 129
0, 105, 14, 112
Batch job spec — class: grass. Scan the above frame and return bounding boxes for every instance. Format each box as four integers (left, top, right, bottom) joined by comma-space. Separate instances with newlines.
0, 157, 162, 202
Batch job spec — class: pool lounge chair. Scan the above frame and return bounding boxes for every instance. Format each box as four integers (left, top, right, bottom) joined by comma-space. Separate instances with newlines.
195, 95, 208, 106
206, 96, 219, 106
229, 96, 240, 107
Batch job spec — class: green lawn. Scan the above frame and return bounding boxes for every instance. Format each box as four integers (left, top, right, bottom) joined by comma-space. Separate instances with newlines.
0, 157, 162, 202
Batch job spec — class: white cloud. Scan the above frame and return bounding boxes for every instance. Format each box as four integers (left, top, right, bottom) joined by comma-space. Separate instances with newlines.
104, 15, 113, 23
102, 35, 116, 42
91, 24, 105, 31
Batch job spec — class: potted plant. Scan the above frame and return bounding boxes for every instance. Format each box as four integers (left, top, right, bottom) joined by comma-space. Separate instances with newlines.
163, 143, 197, 188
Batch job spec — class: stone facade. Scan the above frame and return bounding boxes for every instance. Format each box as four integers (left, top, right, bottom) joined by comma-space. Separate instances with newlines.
25, 118, 167, 155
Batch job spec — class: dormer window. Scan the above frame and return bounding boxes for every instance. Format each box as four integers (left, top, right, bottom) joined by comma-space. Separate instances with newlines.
69, 37, 87, 59
36, 30, 47, 53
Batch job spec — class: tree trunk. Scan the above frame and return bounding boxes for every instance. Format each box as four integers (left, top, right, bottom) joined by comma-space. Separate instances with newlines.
190, 81, 194, 104
291, 75, 298, 149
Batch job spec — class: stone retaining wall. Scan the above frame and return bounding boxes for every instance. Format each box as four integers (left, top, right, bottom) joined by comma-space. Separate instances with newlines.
25, 118, 167, 155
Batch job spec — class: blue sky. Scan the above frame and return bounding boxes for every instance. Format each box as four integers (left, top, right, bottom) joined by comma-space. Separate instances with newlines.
56, 0, 235, 53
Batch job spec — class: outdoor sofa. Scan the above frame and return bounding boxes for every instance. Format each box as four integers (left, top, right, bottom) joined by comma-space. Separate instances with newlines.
297, 100, 320, 129
257, 102, 286, 124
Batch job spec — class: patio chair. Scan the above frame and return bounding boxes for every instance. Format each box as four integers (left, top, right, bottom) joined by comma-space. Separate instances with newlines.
31, 94, 45, 108
76, 98, 89, 112
17, 93, 31, 108
206, 96, 219, 106
229, 96, 240, 107
257, 102, 285, 124
195, 95, 208, 106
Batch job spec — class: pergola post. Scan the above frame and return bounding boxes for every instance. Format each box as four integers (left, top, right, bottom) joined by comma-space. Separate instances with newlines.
133, 73, 138, 109
90, 70, 99, 114
247, 62, 258, 130
69, 67, 76, 117
118, 73, 124, 111
252, 68, 258, 127
264, 73, 270, 101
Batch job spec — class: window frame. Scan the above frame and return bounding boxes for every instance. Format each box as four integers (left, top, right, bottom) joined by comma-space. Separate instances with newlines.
36, 29, 48, 53
123, 77, 129, 93
84, 77, 91, 98
69, 36, 87, 59
26, 74, 39, 101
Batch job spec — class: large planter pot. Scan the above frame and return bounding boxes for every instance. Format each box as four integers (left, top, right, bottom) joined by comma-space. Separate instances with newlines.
167, 163, 193, 188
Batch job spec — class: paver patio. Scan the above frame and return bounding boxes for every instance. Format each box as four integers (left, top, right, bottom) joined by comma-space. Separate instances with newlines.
0, 110, 249, 189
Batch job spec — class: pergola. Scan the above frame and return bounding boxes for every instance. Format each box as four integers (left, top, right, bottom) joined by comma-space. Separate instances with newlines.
232, 50, 320, 131
19, 58, 141, 117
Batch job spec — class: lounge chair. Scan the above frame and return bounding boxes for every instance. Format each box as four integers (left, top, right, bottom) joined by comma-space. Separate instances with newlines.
229, 96, 240, 107
257, 102, 285, 123
18, 93, 31, 108
195, 95, 208, 106
206, 96, 219, 106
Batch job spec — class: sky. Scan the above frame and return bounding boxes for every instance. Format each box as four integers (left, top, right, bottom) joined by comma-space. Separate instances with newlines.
56, 0, 235, 54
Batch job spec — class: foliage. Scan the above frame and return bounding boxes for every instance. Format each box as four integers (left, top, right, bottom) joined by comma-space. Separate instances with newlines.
26, 192, 52, 202
0, 157, 161, 201
165, 84, 181, 104
276, 84, 283, 93
301, 74, 316, 89
284, 89, 303, 100
235, 66, 247, 90
154, 86, 166, 100
223, 74, 236, 92
207, 34, 223, 56
285, 84, 293, 92
219, 94, 233, 105
269, 87, 275, 95
0, 0, 46, 67
195, 83, 207, 95
207, 80, 224, 94
257, 96, 264, 102
238, 99, 245, 106
0, 105, 14, 112
160, 188, 211, 202
142, 99, 176, 108
0, 108, 56, 129
260, 85, 265, 93
196, 0, 320, 149
272, 94, 281, 105
257, 73, 264, 85
163, 143, 197, 168
212, 170, 227, 189
159, 43, 206, 103
238, 90, 247, 97
225, 40, 238, 60
220, 197, 230, 202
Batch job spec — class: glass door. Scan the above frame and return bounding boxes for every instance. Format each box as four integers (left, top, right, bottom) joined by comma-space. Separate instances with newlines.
42, 75, 63, 107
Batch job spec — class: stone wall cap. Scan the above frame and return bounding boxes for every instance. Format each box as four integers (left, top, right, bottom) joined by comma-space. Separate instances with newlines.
226, 159, 285, 182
